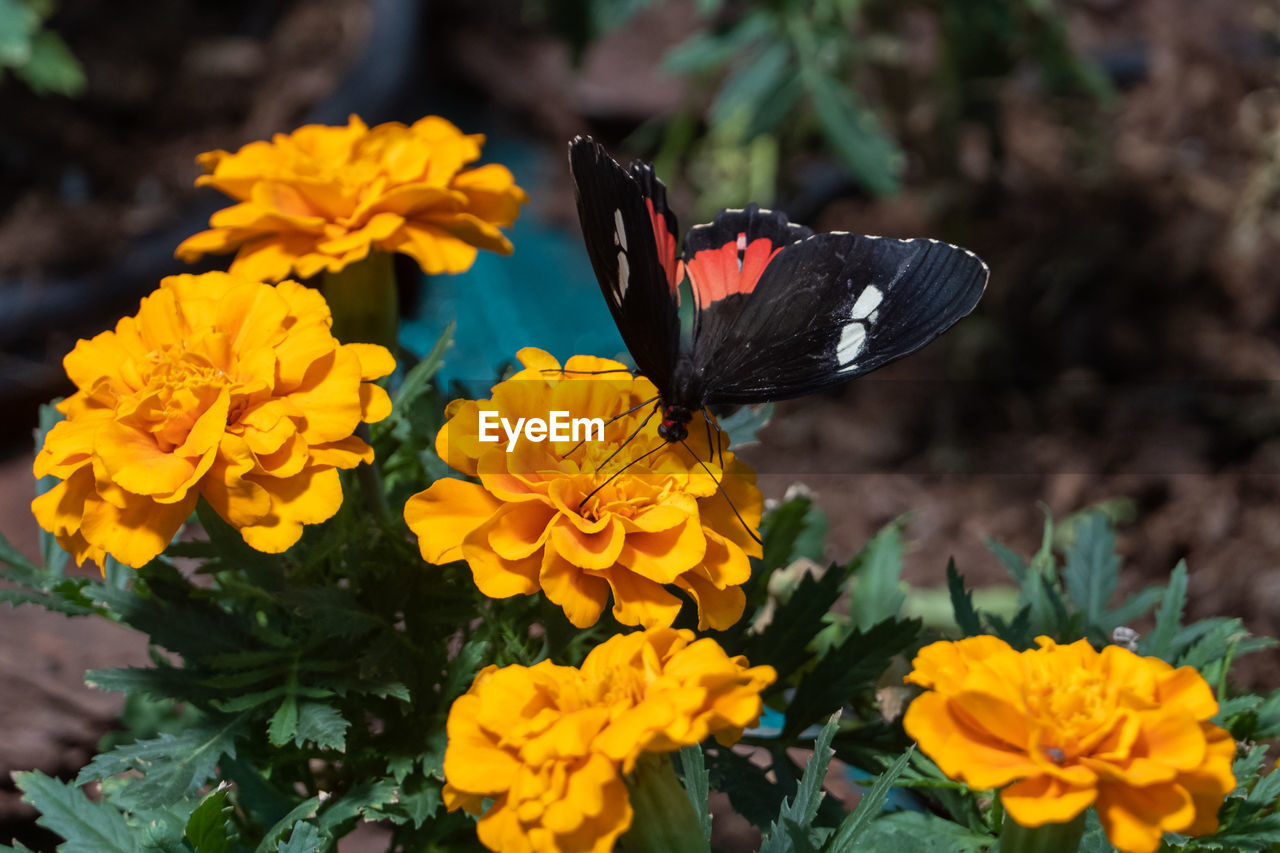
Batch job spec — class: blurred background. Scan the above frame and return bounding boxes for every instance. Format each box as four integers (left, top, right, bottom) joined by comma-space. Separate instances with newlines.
2, 0, 1279, 845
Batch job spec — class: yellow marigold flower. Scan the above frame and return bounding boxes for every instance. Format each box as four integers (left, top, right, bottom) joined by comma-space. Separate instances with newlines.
904, 635, 1236, 853
175, 115, 527, 281
32, 271, 395, 569
403, 347, 762, 630
443, 627, 776, 853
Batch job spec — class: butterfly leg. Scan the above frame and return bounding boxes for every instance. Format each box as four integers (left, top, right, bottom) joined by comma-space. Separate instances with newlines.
561, 395, 659, 459
677, 438, 763, 547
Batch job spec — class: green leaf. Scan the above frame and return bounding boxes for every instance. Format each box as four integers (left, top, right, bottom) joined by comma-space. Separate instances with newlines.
742, 562, 844, 684
294, 701, 348, 750
783, 618, 920, 739
18, 29, 83, 95
268, 692, 299, 747
253, 797, 321, 853
1139, 559, 1187, 660
759, 495, 823, 574
275, 822, 324, 853
75, 715, 248, 810
708, 41, 792, 132
706, 745, 791, 830
662, 11, 772, 73
718, 402, 774, 449
392, 320, 454, 412
848, 811, 991, 850
676, 745, 712, 844
760, 714, 840, 853
848, 521, 906, 632
986, 537, 1028, 584
825, 749, 913, 851
15, 770, 135, 853
804, 70, 902, 196
184, 784, 234, 853
0, 0, 39, 66
946, 559, 983, 637
315, 778, 398, 832
1061, 512, 1120, 635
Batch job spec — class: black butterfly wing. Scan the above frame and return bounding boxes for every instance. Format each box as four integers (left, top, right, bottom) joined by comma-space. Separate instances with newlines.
569, 136, 681, 392
684, 212, 988, 404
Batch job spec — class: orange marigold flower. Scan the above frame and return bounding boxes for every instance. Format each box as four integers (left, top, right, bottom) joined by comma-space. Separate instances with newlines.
32, 271, 395, 569
443, 627, 776, 853
175, 115, 527, 281
403, 347, 762, 630
904, 635, 1236, 853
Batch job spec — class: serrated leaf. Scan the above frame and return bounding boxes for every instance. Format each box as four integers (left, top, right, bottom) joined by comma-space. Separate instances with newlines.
268, 693, 299, 747
760, 714, 840, 853
783, 618, 920, 739
706, 746, 791, 830
294, 702, 348, 750
75, 715, 247, 810
85, 665, 209, 699
275, 822, 324, 853
759, 496, 820, 574
1139, 560, 1187, 661
744, 562, 844, 684
985, 537, 1028, 583
15, 770, 135, 853
0, 525, 39, 574
848, 522, 906, 632
443, 638, 488, 702
677, 745, 712, 844
315, 778, 398, 832
946, 560, 982, 637
0, 585, 94, 616
1061, 512, 1120, 634
825, 748, 913, 851
253, 797, 321, 853
848, 810, 991, 850
184, 785, 234, 853
390, 774, 441, 828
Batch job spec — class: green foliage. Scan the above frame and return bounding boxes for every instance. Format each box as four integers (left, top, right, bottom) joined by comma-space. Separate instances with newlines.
0, 0, 83, 95
8, 305, 1278, 853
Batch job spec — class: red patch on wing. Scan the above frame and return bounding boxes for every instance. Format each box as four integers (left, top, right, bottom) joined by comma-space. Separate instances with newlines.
645, 198, 683, 298
687, 235, 783, 308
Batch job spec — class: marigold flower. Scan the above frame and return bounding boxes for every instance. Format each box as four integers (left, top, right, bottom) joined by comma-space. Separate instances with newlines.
403, 348, 762, 630
904, 635, 1236, 853
175, 115, 527, 281
443, 627, 776, 853
32, 271, 394, 569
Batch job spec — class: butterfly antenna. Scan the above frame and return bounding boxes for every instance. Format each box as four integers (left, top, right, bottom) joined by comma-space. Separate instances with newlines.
678, 438, 763, 547
561, 395, 659, 459
577, 441, 666, 509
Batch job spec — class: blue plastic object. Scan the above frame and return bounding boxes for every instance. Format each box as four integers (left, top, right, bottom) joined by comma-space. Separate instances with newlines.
398, 136, 627, 390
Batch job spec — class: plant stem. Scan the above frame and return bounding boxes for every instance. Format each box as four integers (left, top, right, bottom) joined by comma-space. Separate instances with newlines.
999, 810, 1087, 853
321, 250, 398, 349
621, 753, 711, 853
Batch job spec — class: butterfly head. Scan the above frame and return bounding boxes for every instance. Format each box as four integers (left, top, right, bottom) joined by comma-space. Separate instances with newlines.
658, 403, 692, 443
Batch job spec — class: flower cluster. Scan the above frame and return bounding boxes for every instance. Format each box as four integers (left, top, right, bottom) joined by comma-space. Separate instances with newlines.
904, 635, 1236, 853
403, 347, 762, 630
32, 271, 394, 569
175, 115, 527, 281
443, 628, 776, 853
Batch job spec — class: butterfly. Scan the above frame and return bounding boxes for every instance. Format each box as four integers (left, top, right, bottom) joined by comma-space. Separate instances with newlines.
568, 135, 988, 449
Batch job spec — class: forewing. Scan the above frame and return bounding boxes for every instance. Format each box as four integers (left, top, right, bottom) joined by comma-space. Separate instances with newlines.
689, 231, 988, 404
569, 136, 681, 390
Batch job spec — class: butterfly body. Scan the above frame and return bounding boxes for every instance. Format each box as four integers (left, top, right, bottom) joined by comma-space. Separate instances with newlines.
569, 136, 989, 447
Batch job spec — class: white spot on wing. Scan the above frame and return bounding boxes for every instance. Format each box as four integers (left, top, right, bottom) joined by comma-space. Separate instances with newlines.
837, 322, 866, 365
850, 286, 883, 320
616, 251, 630, 301
613, 209, 628, 250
